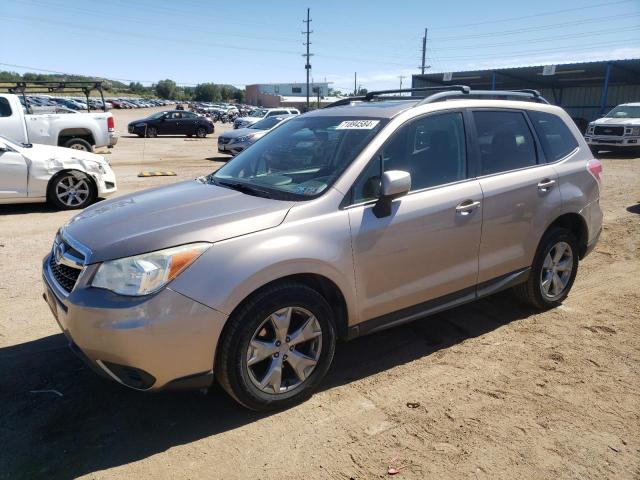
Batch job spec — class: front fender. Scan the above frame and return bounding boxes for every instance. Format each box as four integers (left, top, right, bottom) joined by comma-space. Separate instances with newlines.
169, 209, 359, 325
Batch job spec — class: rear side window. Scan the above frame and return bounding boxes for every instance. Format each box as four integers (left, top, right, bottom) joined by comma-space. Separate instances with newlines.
0, 97, 12, 117
473, 110, 537, 175
528, 110, 578, 162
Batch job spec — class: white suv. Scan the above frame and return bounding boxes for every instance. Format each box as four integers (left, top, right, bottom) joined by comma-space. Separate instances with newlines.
234, 107, 300, 129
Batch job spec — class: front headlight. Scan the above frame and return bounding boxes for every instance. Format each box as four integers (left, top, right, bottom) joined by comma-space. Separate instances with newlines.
235, 134, 255, 142
630, 127, 640, 136
92, 243, 211, 296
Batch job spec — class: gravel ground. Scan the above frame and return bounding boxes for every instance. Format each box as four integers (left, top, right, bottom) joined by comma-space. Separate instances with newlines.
0, 107, 639, 479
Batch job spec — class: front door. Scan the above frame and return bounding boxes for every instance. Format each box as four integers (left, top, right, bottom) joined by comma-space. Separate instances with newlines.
0, 145, 28, 199
347, 111, 483, 324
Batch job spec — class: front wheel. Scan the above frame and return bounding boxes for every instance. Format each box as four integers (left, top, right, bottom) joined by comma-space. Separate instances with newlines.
215, 283, 336, 411
145, 126, 158, 138
195, 127, 207, 138
47, 171, 96, 210
513, 227, 579, 309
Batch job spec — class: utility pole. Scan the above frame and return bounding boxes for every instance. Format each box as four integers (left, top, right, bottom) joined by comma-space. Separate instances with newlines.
421, 28, 428, 74
398, 75, 406, 92
302, 8, 313, 111
354, 72, 357, 96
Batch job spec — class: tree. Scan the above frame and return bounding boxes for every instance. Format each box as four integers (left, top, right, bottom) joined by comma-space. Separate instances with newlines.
129, 81, 146, 93
155, 79, 177, 99
356, 87, 368, 95
194, 83, 220, 101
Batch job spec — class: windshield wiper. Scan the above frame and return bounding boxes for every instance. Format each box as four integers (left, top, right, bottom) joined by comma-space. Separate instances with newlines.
214, 179, 273, 199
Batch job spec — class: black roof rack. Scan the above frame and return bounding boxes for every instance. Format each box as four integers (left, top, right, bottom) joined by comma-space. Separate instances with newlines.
0, 80, 108, 112
323, 85, 549, 109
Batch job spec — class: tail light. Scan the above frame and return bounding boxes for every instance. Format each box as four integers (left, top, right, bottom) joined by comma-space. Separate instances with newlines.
107, 116, 115, 133
587, 159, 603, 183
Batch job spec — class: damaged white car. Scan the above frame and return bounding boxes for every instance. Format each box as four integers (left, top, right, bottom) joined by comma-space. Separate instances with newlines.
0, 135, 117, 209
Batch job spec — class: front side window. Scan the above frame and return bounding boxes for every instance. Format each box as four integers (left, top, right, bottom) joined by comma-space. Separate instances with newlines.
351, 111, 467, 204
211, 116, 386, 200
528, 110, 578, 162
473, 110, 537, 175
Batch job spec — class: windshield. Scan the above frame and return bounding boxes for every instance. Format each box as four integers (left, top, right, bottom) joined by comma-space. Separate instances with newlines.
210, 116, 387, 200
250, 116, 285, 130
147, 111, 167, 120
249, 108, 268, 117
605, 105, 640, 119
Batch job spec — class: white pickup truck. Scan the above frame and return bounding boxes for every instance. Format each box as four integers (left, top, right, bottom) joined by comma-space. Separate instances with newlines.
0, 94, 118, 152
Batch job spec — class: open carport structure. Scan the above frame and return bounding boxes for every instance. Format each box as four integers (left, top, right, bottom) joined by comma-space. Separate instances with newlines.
412, 59, 640, 131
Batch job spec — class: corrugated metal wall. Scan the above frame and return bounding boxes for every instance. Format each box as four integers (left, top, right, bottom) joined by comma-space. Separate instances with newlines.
543, 85, 640, 122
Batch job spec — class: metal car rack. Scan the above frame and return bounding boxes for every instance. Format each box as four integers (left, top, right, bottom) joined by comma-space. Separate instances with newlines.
0, 80, 108, 113
324, 85, 549, 108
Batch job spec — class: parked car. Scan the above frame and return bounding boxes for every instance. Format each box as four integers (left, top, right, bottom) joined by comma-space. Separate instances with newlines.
0, 135, 116, 209
0, 94, 118, 151
42, 88, 602, 411
218, 114, 294, 156
584, 102, 640, 154
128, 110, 214, 137
233, 107, 300, 129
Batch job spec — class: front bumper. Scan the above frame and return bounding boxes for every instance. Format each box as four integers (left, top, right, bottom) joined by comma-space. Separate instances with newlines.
218, 139, 250, 156
584, 135, 640, 148
42, 254, 227, 391
95, 166, 118, 197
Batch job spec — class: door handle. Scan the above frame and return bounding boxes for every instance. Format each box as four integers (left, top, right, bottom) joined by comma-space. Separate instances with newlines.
537, 178, 556, 191
455, 199, 481, 215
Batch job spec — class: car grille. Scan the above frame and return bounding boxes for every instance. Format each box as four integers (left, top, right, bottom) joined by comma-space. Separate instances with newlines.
49, 254, 81, 293
218, 137, 231, 144
594, 126, 624, 136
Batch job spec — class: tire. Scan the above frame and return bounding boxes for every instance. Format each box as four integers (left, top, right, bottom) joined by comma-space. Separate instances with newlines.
195, 127, 207, 138
146, 126, 158, 138
513, 227, 579, 309
215, 282, 336, 411
47, 170, 96, 210
63, 138, 92, 152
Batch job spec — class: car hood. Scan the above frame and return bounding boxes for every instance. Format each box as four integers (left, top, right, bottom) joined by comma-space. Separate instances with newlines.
237, 117, 261, 123
62, 179, 295, 263
220, 127, 265, 139
592, 117, 640, 126
20, 143, 107, 165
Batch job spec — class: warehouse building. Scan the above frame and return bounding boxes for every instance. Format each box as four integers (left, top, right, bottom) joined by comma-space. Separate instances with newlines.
412, 59, 640, 131
245, 82, 330, 107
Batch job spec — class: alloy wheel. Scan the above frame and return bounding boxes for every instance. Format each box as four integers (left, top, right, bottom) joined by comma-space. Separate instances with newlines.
246, 306, 322, 394
540, 241, 573, 300
55, 174, 91, 207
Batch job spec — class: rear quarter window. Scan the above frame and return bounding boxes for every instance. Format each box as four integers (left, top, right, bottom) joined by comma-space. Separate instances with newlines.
0, 97, 12, 117
528, 110, 578, 162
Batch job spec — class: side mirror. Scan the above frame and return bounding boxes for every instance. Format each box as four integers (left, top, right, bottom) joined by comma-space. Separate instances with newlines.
0, 142, 8, 152
373, 170, 411, 218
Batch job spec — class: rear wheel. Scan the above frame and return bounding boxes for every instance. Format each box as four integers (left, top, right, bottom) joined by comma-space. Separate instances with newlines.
47, 171, 96, 210
215, 282, 336, 411
63, 138, 92, 152
513, 227, 579, 309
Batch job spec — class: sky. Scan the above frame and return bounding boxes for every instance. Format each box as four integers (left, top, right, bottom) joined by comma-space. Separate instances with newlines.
1, 0, 639, 93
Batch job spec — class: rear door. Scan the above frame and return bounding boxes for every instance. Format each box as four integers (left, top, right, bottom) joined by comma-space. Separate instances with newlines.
0, 143, 28, 199
470, 109, 562, 283
347, 110, 483, 323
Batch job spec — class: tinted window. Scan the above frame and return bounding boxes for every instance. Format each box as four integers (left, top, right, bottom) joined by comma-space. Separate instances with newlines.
473, 110, 537, 175
0, 98, 12, 117
182, 112, 197, 119
292, 87, 302, 93
528, 110, 578, 162
352, 112, 467, 203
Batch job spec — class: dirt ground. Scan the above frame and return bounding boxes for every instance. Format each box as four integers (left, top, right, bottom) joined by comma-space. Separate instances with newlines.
0, 107, 639, 480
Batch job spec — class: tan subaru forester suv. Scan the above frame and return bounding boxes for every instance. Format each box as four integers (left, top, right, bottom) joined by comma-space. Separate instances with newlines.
43, 86, 603, 410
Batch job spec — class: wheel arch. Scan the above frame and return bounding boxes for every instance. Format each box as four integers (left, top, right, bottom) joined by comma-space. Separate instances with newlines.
58, 128, 96, 147
219, 273, 350, 345
542, 212, 589, 259
46, 168, 98, 201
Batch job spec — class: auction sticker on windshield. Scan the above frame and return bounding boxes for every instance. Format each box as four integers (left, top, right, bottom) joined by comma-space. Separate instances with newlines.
336, 120, 380, 130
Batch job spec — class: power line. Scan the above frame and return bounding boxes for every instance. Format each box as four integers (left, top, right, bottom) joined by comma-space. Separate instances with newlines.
429, 0, 637, 29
